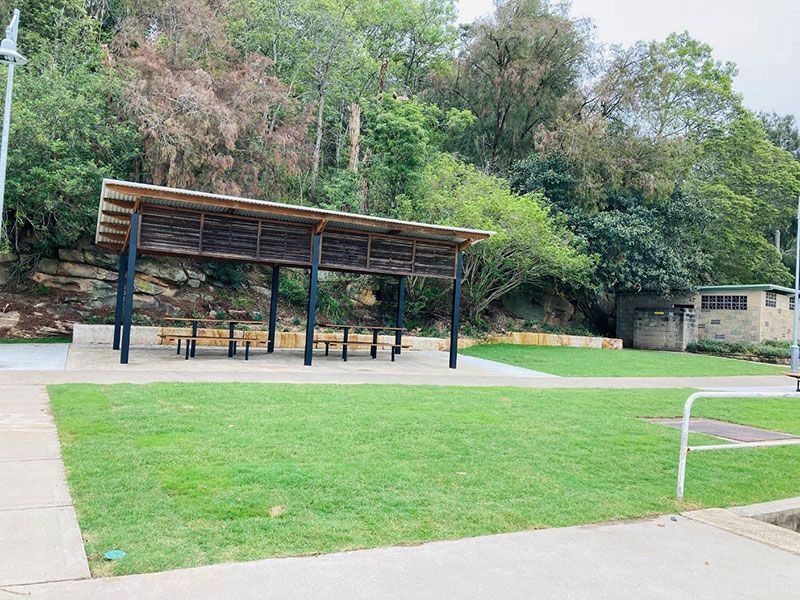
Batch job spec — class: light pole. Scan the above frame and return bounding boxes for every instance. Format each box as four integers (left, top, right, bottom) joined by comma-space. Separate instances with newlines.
792, 195, 800, 372
0, 8, 27, 246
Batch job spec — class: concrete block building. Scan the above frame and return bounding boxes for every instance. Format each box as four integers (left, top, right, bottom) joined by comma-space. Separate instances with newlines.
616, 284, 796, 349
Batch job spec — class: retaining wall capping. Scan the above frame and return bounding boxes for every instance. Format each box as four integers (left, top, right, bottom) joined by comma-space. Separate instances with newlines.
72, 324, 622, 351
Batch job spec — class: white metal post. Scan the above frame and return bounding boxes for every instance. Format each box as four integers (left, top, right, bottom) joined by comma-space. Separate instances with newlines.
0, 9, 23, 246
677, 391, 800, 500
792, 195, 800, 371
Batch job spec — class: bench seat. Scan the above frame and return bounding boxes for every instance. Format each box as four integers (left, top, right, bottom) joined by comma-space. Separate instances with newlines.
160, 334, 268, 360
313, 338, 410, 362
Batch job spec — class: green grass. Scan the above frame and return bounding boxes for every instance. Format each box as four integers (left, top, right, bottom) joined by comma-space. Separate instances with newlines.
49, 383, 800, 576
0, 336, 71, 344
460, 344, 785, 377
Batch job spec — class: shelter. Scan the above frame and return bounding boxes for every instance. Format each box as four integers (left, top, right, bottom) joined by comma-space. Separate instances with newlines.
94, 179, 493, 367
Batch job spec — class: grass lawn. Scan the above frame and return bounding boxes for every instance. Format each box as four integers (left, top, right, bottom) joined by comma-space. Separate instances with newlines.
0, 336, 71, 344
460, 344, 785, 377
49, 383, 800, 576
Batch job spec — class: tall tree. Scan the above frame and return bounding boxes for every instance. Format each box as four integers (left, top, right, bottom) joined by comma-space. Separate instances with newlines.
430, 0, 588, 170
114, 0, 310, 197
759, 111, 800, 161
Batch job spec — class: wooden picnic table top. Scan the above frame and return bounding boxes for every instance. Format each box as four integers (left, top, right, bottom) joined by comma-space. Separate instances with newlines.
318, 323, 407, 332
164, 317, 269, 325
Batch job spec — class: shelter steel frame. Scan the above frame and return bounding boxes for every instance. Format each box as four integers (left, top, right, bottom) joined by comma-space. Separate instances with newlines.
100, 179, 491, 368
676, 391, 800, 500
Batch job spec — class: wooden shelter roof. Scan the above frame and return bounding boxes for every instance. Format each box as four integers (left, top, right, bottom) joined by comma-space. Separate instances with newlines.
95, 179, 493, 280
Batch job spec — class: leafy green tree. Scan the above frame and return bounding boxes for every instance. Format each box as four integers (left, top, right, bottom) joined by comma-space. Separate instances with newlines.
759, 111, 800, 161
688, 114, 800, 285
0, 2, 139, 252
430, 0, 587, 171
405, 153, 592, 319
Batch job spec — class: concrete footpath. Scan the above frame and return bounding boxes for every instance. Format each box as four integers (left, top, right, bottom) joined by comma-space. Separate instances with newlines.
5, 514, 799, 599
0, 385, 90, 587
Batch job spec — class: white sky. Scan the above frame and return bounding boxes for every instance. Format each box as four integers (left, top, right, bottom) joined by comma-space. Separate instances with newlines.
456, 0, 800, 123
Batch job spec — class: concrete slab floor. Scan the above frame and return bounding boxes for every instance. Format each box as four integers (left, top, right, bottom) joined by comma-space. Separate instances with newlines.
0, 344, 789, 390
0, 344, 70, 370
4, 514, 800, 599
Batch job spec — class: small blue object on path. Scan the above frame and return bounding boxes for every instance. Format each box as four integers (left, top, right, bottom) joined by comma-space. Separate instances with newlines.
104, 550, 126, 560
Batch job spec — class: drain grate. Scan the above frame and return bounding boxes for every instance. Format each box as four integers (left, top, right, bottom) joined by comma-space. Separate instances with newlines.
644, 417, 799, 443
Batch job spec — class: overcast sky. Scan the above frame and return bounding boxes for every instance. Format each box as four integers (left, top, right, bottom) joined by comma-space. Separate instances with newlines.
456, 0, 800, 123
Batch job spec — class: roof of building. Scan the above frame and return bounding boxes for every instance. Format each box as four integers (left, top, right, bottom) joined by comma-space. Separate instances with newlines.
95, 179, 494, 248
697, 284, 796, 295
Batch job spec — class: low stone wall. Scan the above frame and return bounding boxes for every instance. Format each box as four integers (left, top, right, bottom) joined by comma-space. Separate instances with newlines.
73, 323, 622, 351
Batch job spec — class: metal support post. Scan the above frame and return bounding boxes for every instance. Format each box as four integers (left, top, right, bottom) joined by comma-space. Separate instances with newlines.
268, 265, 279, 352
449, 250, 462, 369
119, 213, 139, 365
304, 234, 321, 366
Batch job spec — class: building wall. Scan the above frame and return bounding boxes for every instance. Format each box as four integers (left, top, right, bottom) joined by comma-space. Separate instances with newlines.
696, 290, 763, 344
759, 292, 794, 341
633, 308, 697, 351
616, 292, 695, 347
618, 289, 795, 347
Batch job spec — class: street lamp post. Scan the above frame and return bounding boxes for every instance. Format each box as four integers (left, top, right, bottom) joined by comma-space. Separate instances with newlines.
792, 195, 800, 372
0, 8, 27, 246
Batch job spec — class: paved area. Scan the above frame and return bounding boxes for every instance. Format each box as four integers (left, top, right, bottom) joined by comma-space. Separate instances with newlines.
0, 345, 791, 390
0, 343, 70, 370
4, 514, 800, 599
0, 385, 90, 587
644, 417, 799, 442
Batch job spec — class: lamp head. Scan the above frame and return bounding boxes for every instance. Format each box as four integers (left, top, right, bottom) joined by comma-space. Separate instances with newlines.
0, 37, 25, 65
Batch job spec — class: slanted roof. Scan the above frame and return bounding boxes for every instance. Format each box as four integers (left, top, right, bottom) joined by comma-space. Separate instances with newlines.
698, 284, 796, 296
95, 179, 494, 280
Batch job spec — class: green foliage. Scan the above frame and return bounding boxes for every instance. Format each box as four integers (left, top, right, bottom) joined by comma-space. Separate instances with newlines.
407, 153, 592, 319
213, 310, 227, 320
686, 338, 790, 359
199, 262, 248, 289
279, 273, 308, 308
688, 114, 800, 285
1, 2, 139, 252
317, 169, 362, 213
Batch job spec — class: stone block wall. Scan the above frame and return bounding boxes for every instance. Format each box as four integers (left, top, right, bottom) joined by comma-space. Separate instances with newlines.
633, 307, 697, 351
616, 292, 694, 347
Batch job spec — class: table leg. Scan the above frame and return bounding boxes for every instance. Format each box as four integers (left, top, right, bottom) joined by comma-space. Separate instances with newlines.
391, 346, 395, 362
185, 338, 190, 360
191, 323, 198, 357
177, 339, 181, 355
371, 330, 378, 359
245, 341, 250, 361
343, 328, 349, 361
228, 323, 235, 357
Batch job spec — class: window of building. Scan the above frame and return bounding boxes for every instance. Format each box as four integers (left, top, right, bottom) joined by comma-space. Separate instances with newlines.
791, 296, 795, 311
700, 295, 747, 310
766, 292, 777, 307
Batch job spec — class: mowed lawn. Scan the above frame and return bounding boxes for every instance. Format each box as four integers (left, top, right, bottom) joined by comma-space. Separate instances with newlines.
460, 344, 786, 377
50, 383, 800, 576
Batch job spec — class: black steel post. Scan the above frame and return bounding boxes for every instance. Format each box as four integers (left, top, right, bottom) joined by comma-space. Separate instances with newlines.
268, 265, 279, 352
395, 276, 405, 354
304, 234, 321, 366
120, 214, 139, 365
112, 251, 127, 350
449, 250, 463, 369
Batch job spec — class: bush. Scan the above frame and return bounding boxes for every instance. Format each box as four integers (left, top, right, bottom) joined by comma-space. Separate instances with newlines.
199, 261, 248, 289
687, 339, 789, 358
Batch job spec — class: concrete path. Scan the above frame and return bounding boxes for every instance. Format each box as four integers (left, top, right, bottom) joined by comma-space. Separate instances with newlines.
0, 344, 70, 370
0, 385, 90, 587
4, 514, 799, 599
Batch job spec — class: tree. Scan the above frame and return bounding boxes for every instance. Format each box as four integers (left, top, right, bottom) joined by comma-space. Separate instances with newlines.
0, 1, 139, 252
406, 153, 592, 319
114, 0, 310, 197
688, 113, 800, 285
759, 111, 800, 161
430, 0, 587, 170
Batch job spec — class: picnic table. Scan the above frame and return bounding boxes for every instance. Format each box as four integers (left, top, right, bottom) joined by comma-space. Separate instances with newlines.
316, 323, 409, 362
162, 317, 270, 360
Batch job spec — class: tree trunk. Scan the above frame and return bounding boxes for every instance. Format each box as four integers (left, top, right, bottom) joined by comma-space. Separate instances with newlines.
347, 103, 361, 172
377, 58, 388, 98
310, 84, 326, 199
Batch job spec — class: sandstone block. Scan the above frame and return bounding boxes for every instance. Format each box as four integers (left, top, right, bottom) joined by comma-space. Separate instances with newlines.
37, 258, 59, 275
56, 261, 117, 281
57, 248, 84, 263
